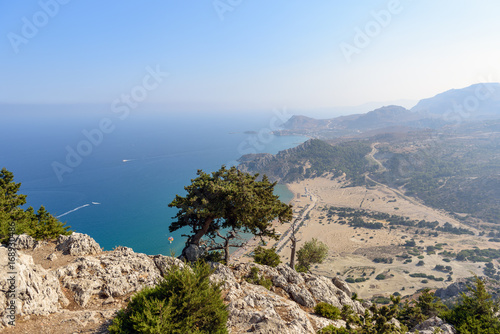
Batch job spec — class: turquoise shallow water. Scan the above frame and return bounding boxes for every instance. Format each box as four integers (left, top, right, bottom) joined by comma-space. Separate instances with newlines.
1, 108, 306, 255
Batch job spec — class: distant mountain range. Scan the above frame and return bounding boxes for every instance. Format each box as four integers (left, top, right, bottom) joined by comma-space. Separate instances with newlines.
277, 83, 500, 138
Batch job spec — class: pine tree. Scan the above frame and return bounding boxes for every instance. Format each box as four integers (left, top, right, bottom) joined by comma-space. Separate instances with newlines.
28, 205, 71, 240
0, 168, 29, 241
0, 168, 71, 242
169, 165, 292, 263
444, 276, 500, 333
397, 289, 447, 328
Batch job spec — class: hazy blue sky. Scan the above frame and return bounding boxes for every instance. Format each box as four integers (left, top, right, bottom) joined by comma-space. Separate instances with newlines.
2, 1, 500, 112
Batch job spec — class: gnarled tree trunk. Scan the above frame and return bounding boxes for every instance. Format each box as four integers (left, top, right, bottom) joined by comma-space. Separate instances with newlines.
190, 218, 214, 246
290, 235, 297, 269
289, 222, 299, 270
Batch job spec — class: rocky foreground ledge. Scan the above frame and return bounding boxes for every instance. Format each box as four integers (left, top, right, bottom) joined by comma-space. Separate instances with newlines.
0, 233, 454, 334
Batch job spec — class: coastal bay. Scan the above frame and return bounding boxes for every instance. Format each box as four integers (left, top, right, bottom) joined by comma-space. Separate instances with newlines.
2, 109, 307, 256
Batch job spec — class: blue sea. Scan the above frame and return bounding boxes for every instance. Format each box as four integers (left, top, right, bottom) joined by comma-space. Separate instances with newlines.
0, 105, 307, 256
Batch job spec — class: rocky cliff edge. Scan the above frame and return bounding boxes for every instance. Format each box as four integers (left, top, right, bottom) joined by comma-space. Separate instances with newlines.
0, 233, 454, 334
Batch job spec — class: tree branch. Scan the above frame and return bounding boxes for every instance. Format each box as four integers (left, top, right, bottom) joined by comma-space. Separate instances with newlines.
215, 230, 228, 241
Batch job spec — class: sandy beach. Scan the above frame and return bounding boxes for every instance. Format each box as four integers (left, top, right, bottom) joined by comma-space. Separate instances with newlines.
232, 175, 499, 299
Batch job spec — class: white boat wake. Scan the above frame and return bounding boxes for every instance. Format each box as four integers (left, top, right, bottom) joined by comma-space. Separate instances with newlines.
56, 204, 91, 218
92, 202, 101, 205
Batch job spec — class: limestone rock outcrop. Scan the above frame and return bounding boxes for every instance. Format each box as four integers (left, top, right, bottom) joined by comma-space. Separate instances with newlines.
153, 254, 186, 276
410, 316, 456, 334
180, 243, 205, 262
0, 246, 69, 327
11, 234, 45, 250
332, 276, 352, 298
54, 246, 166, 307
434, 279, 469, 300
212, 263, 364, 333
1, 233, 373, 333
55, 232, 102, 256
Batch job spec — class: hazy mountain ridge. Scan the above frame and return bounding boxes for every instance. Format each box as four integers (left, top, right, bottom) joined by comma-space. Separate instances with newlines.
411, 83, 500, 119
278, 83, 500, 139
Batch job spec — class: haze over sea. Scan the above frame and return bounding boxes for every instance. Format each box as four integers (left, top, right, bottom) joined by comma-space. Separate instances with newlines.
0, 106, 307, 256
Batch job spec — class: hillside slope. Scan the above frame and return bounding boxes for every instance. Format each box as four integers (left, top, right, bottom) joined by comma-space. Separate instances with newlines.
238, 139, 372, 185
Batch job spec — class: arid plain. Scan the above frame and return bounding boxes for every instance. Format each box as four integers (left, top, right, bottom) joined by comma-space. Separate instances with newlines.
235, 175, 499, 300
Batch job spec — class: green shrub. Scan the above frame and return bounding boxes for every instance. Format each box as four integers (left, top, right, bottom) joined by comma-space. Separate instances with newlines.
372, 296, 391, 304
439, 250, 456, 258
202, 250, 225, 264
318, 325, 353, 333
320, 294, 415, 333
375, 274, 386, 280
345, 276, 367, 284
297, 238, 328, 272
341, 304, 362, 326
456, 248, 500, 262
295, 263, 308, 273
253, 246, 281, 267
108, 261, 228, 334
246, 266, 272, 290
373, 257, 393, 264
409, 273, 444, 281
315, 302, 341, 320
408, 248, 420, 256
405, 240, 417, 247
